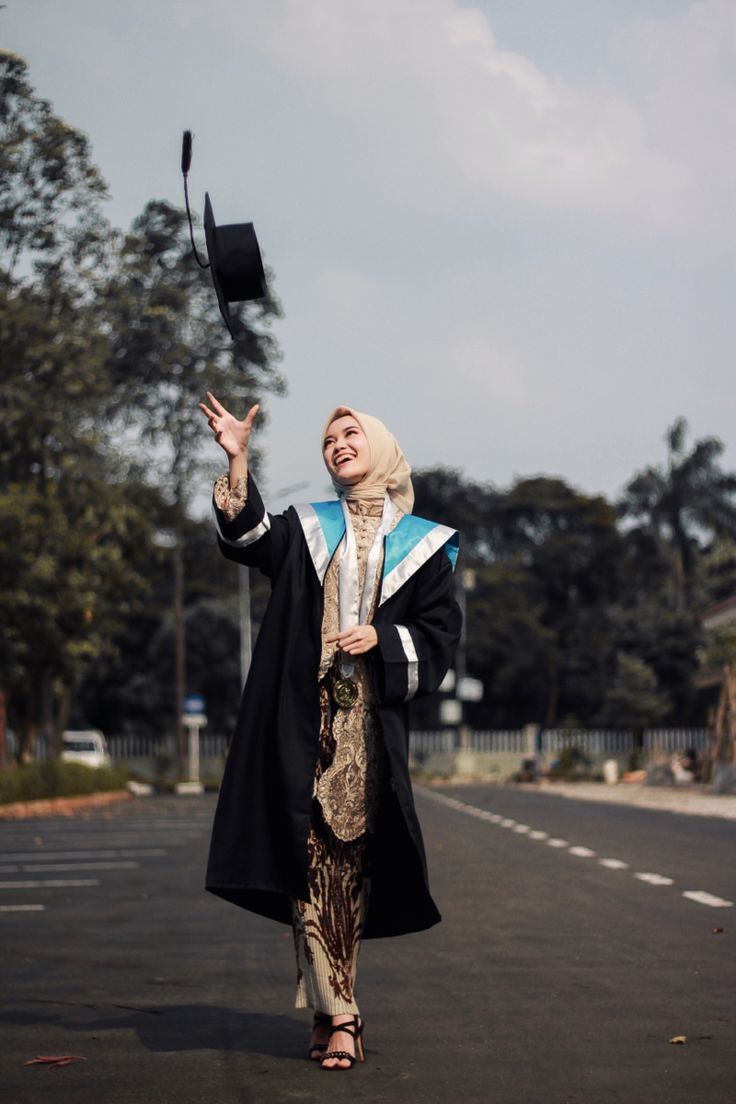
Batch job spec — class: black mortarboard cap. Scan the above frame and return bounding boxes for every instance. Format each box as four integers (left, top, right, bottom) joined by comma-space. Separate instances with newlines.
181, 130, 268, 339
203, 193, 267, 337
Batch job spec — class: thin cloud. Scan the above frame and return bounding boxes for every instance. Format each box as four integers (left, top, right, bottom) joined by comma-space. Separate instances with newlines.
240, 0, 732, 241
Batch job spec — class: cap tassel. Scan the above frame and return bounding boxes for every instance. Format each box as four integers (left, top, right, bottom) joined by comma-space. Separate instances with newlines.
181, 129, 210, 270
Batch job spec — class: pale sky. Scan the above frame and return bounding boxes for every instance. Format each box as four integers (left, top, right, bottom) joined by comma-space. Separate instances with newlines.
4, 0, 735, 512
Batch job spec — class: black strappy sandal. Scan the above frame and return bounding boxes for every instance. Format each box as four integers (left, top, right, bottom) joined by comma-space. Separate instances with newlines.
321, 1016, 365, 1071
308, 1012, 331, 1061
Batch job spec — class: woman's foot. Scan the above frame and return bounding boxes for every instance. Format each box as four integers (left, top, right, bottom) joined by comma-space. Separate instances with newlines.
308, 1013, 331, 1060
321, 1015, 364, 1070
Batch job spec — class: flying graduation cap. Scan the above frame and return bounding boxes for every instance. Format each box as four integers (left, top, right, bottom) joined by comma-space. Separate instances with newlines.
181, 130, 267, 338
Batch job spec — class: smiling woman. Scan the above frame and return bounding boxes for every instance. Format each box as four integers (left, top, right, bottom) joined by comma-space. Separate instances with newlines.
198, 394, 461, 1071
323, 411, 370, 485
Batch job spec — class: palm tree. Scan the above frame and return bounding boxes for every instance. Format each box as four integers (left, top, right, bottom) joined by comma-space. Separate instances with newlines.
622, 418, 736, 610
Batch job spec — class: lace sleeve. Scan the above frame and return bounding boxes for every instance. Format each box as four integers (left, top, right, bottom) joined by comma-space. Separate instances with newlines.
213, 473, 249, 522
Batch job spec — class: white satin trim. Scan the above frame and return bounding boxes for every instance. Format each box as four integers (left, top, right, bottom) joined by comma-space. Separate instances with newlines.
395, 625, 419, 701
212, 501, 271, 548
294, 503, 333, 584
339, 494, 397, 678
379, 524, 457, 607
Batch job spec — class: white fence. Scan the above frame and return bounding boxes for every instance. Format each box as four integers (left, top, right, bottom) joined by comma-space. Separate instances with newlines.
467, 730, 529, 753
410, 727, 711, 757
106, 734, 229, 760
29, 733, 230, 762
643, 728, 710, 752
28, 727, 711, 762
542, 729, 634, 755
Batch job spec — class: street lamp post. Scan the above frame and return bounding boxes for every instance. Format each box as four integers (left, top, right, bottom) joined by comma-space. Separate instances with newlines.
456, 568, 476, 749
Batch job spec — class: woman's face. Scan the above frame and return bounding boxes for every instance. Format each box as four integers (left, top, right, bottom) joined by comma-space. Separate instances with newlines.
322, 415, 371, 485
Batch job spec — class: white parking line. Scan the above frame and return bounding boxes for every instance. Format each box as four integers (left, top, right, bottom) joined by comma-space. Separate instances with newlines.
0, 904, 45, 913
634, 872, 674, 886
599, 858, 629, 870
0, 879, 100, 889
569, 846, 596, 858
682, 890, 733, 908
21, 862, 140, 872
0, 849, 167, 862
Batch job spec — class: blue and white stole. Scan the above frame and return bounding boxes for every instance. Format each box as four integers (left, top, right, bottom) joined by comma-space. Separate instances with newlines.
294, 497, 459, 607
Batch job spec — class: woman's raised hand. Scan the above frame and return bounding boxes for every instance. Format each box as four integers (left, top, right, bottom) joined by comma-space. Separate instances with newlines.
199, 392, 260, 459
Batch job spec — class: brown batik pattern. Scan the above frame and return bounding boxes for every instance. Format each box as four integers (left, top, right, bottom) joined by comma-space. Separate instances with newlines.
292, 683, 368, 1013
292, 498, 398, 1012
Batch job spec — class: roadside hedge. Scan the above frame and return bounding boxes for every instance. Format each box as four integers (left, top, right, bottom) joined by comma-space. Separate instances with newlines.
0, 761, 129, 805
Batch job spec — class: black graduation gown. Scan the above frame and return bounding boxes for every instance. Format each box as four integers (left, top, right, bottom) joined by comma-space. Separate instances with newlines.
205, 473, 461, 939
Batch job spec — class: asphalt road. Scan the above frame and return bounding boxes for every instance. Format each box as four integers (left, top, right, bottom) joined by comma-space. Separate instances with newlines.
1, 787, 734, 1104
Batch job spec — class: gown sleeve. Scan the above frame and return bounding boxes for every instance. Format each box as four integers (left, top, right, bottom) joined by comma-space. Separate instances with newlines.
372, 546, 462, 705
212, 471, 291, 581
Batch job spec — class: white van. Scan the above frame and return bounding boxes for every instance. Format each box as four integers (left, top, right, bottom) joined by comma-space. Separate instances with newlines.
61, 730, 110, 769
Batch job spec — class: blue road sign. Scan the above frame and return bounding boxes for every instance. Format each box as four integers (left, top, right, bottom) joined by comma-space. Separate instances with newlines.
183, 694, 206, 715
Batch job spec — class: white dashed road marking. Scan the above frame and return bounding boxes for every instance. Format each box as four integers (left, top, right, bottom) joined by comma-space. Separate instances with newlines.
682, 890, 733, 908
0, 904, 45, 913
418, 788, 733, 909
635, 872, 675, 886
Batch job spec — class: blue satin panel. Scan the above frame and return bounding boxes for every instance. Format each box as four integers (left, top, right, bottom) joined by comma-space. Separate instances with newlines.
310, 500, 346, 562
300, 503, 459, 598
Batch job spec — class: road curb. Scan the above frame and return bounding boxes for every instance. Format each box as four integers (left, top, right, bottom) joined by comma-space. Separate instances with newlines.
0, 790, 132, 820
424, 776, 736, 820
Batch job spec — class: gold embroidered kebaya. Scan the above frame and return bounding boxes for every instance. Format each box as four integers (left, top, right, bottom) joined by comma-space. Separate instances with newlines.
215, 477, 401, 1013
314, 500, 400, 842
214, 472, 248, 520
296, 499, 401, 1013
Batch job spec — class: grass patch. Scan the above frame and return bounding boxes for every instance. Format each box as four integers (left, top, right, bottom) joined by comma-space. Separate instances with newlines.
0, 761, 129, 805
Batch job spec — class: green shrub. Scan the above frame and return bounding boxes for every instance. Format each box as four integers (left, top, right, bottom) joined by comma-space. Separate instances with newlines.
548, 745, 592, 780
0, 761, 129, 805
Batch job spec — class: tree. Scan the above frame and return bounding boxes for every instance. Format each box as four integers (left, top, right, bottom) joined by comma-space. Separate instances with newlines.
622, 418, 736, 610
0, 50, 110, 283
414, 468, 623, 726
0, 472, 160, 760
596, 653, 669, 732
0, 52, 152, 760
104, 199, 285, 770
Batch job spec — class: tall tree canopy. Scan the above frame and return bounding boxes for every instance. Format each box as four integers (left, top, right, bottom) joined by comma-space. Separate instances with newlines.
0, 53, 285, 761
622, 418, 736, 610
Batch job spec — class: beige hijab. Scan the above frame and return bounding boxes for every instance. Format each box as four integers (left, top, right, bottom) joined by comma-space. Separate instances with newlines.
321, 406, 414, 515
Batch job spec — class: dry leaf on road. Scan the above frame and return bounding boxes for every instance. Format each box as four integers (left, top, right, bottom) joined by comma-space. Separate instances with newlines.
24, 1055, 88, 1068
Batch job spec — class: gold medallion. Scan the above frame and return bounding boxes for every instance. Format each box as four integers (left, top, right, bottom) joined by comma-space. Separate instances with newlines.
332, 676, 358, 709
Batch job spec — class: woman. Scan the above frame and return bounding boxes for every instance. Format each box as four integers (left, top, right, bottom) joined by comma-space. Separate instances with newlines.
199, 393, 461, 1070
